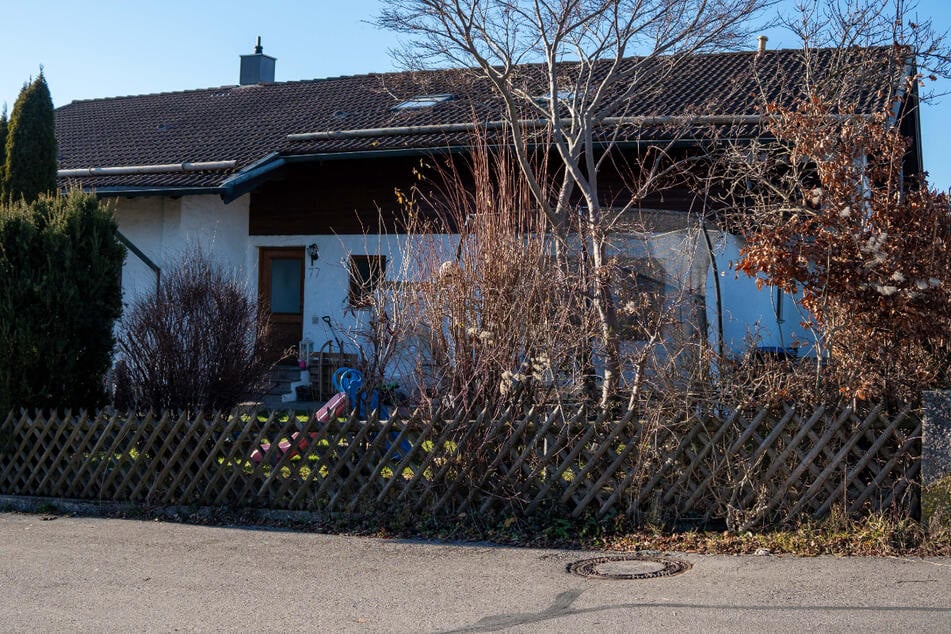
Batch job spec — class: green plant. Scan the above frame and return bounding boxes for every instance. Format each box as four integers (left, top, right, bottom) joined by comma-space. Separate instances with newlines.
2, 73, 56, 203
0, 190, 125, 414
0, 107, 7, 194
543, 517, 573, 541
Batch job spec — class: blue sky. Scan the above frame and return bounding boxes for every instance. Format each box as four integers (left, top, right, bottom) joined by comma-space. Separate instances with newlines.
2, 0, 949, 189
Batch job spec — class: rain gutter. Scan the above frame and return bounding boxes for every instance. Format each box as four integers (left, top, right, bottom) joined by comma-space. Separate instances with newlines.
58, 160, 237, 199
83, 185, 226, 199
58, 160, 236, 178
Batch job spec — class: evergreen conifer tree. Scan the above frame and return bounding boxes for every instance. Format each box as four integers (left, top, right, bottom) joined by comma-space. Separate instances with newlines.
0, 107, 7, 200
2, 73, 56, 203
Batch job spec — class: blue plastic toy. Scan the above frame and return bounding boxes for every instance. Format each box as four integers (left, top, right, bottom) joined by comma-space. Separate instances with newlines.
332, 367, 410, 460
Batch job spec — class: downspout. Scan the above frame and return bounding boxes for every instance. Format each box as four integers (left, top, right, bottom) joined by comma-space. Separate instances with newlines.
116, 231, 160, 293
702, 224, 724, 359
699, 188, 724, 358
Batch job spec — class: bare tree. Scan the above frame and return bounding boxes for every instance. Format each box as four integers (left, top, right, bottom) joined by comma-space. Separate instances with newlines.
377, 0, 772, 405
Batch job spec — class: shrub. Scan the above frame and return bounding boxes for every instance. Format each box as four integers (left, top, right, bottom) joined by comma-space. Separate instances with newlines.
115, 249, 272, 413
0, 190, 126, 414
379, 139, 598, 416
731, 98, 951, 403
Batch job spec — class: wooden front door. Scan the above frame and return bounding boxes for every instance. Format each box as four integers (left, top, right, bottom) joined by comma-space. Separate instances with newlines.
259, 247, 304, 363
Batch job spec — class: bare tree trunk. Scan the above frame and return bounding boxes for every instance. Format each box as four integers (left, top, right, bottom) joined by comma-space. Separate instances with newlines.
588, 216, 621, 406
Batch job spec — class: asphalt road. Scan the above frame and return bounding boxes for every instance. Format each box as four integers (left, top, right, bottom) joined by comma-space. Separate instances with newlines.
1, 512, 949, 633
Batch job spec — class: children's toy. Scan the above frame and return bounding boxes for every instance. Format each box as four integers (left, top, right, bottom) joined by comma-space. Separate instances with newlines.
250, 368, 410, 465
250, 391, 348, 464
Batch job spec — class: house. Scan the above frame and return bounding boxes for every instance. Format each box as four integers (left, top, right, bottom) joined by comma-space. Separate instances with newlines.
54, 40, 922, 377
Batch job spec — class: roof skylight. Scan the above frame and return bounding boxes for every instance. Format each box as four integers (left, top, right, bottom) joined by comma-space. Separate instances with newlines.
533, 89, 575, 103
392, 94, 453, 110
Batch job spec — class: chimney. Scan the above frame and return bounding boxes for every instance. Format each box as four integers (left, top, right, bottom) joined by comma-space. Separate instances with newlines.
757, 35, 768, 53
239, 36, 276, 85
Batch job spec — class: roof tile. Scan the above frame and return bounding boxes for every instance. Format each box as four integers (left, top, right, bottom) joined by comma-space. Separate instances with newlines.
55, 47, 902, 191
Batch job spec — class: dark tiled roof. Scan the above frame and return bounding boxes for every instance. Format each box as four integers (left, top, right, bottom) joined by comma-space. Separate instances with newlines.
54, 47, 903, 192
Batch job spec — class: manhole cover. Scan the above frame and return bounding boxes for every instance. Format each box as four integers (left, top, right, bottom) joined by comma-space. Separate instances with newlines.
567, 554, 691, 580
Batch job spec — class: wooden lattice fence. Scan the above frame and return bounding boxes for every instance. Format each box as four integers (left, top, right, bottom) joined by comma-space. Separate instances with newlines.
0, 401, 920, 529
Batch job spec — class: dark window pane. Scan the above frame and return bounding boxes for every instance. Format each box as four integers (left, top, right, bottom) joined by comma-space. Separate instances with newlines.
270, 257, 301, 314
349, 255, 387, 307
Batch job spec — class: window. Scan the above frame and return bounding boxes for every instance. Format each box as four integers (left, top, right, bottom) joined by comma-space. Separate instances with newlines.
349, 255, 387, 308
269, 257, 303, 314
532, 89, 574, 104
392, 94, 453, 110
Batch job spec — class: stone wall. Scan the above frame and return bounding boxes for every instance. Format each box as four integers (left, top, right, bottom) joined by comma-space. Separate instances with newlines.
923, 391, 951, 529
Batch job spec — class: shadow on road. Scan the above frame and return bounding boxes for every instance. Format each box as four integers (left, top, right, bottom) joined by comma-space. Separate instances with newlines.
444, 589, 951, 633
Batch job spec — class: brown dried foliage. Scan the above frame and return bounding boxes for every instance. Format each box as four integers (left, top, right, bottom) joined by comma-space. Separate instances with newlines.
390, 139, 599, 416
734, 96, 951, 402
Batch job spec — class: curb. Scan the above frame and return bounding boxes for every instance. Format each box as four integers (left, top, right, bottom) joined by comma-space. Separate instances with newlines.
0, 494, 332, 526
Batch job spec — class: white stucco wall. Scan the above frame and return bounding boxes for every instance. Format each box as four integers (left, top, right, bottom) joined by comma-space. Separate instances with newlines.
247, 232, 454, 348
111, 196, 168, 302
248, 232, 459, 387
111, 192, 441, 378
111, 191, 810, 372
112, 194, 251, 306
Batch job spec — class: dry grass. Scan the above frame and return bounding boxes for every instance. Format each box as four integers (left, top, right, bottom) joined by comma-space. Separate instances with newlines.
381, 509, 951, 557
604, 516, 951, 557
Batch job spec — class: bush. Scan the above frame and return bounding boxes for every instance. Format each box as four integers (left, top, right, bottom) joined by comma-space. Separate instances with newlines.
0, 190, 126, 414
728, 98, 951, 404
115, 249, 272, 413
378, 140, 597, 416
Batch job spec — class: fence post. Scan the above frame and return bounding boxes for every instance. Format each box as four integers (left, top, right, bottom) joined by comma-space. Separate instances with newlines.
922, 391, 951, 529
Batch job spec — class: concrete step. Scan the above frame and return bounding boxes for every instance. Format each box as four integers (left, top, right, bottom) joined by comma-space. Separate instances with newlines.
270, 366, 305, 381
265, 380, 293, 396
264, 365, 307, 397
255, 365, 317, 405
259, 394, 320, 411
